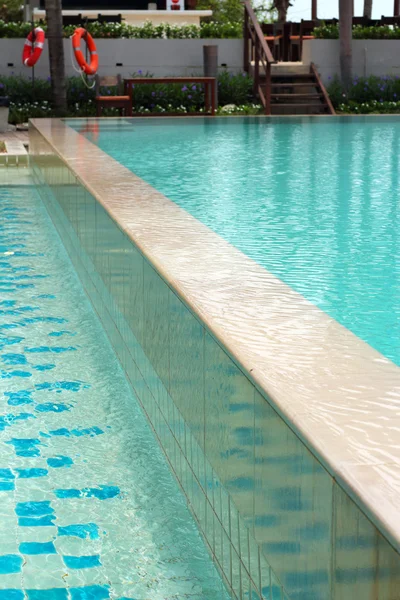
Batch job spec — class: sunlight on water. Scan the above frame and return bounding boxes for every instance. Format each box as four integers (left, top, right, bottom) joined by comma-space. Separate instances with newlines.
71, 117, 400, 366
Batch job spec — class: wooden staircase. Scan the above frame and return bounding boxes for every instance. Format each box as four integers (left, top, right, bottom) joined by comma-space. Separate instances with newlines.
269, 63, 335, 115
243, 0, 335, 116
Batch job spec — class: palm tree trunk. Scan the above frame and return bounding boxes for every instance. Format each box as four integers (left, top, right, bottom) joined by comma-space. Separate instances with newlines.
339, 0, 353, 91
44, 0, 67, 115
363, 0, 372, 18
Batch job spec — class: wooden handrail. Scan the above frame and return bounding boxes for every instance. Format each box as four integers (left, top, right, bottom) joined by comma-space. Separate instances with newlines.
310, 63, 336, 115
244, 0, 275, 65
243, 0, 275, 115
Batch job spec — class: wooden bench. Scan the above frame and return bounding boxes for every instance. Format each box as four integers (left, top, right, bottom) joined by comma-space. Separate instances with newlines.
123, 77, 217, 116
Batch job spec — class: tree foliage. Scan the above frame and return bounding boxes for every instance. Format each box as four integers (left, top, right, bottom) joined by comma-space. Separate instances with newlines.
0, 0, 22, 22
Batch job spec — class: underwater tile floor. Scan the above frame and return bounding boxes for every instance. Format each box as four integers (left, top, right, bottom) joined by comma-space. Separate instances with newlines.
0, 181, 229, 600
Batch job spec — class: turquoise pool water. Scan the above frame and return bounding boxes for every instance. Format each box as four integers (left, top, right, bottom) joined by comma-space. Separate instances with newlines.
70, 117, 400, 367
0, 178, 229, 599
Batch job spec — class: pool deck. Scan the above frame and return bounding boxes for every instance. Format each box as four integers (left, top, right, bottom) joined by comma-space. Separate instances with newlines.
30, 117, 400, 556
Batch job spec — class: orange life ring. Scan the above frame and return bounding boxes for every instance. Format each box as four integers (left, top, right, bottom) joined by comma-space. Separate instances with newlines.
22, 27, 45, 67
71, 28, 98, 76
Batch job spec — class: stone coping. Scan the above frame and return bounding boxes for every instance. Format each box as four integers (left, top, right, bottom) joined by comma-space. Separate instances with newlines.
30, 117, 400, 555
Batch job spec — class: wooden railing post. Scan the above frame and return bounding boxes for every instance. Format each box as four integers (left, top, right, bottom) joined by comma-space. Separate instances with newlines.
254, 36, 259, 97
243, 7, 249, 72
243, 0, 275, 113
265, 62, 271, 115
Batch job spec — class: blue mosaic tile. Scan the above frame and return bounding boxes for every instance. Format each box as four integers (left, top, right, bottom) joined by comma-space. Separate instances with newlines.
19, 317, 67, 326
16, 501, 54, 517
35, 403, 71, 413
0, 481, 15, 491
26, 589, 68, 600
85, 486, 120, 500
9, 413, 35, 423
48, 331, 75, 337
40, 427, 105, 440
5, 391, 33, 406
34, 294, 56, 299
16, 469, 48, 479
57, 523, 99, 540
63, 555, 101, 569
71, 427, 104, 437
7, 438, 42, 457
54, 486, 120, 501
47, 456, 73, 469
70, 586, 110, 600
0, 336, 24, 350
35, 381, 88, 392
0, 468, 14, 479
2, 353, 27, 365
0, 554, 23, 574
19, 515, 56, 527
0, 591, 24, 600
20, 541, 57, 555
1, 369, 31, 378
54, 489, 81, 499
45, 428, 70, 437
25, 346, 76, 354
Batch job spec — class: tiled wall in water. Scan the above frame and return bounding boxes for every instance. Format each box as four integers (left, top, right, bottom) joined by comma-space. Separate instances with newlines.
30, 127, 400, 600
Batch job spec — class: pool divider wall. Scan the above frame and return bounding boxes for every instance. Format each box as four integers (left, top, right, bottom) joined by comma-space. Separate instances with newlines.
30, 121, 400, 600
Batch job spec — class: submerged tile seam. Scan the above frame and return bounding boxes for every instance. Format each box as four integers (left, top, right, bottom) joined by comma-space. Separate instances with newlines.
29, 118, 400, 556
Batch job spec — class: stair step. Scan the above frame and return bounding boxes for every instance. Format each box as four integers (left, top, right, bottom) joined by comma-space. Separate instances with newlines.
271, 102, 326, 108
271, 73, 314, 79
271, 62, 310, 75
271, 93, 323, 99
271, 82, 319, 88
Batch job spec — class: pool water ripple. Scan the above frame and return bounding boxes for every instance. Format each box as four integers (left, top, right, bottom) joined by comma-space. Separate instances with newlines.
0, 185, 228, 599
75, 117, 400, 367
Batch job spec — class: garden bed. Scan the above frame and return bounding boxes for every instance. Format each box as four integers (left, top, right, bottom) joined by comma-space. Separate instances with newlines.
1, 71, 256, 123
327, 74, 400, 114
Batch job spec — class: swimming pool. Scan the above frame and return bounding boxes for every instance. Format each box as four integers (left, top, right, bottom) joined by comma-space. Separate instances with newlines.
70, 116, 400, 366
31, 118, 400, 600
0, 172, 229, 599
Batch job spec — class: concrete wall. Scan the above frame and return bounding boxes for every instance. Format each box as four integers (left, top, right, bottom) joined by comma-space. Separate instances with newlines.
303, 39, 400, 83
0, 38, 243, 79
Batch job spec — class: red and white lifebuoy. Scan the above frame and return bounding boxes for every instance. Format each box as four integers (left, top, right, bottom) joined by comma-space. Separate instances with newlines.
71, 28, 98, 76
22, 27, 45, 67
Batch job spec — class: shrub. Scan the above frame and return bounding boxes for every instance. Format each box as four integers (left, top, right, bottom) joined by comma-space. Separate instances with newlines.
217, 69, 253, 105
313, 24, 400, 40
0, 19, 242, 39
327, 74, 400, 112
337, 100, 400, 114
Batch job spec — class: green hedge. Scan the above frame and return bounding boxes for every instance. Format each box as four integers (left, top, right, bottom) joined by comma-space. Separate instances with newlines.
313, 24, 400, 39
0, 19, 242, 38
2, 71, 254, 123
